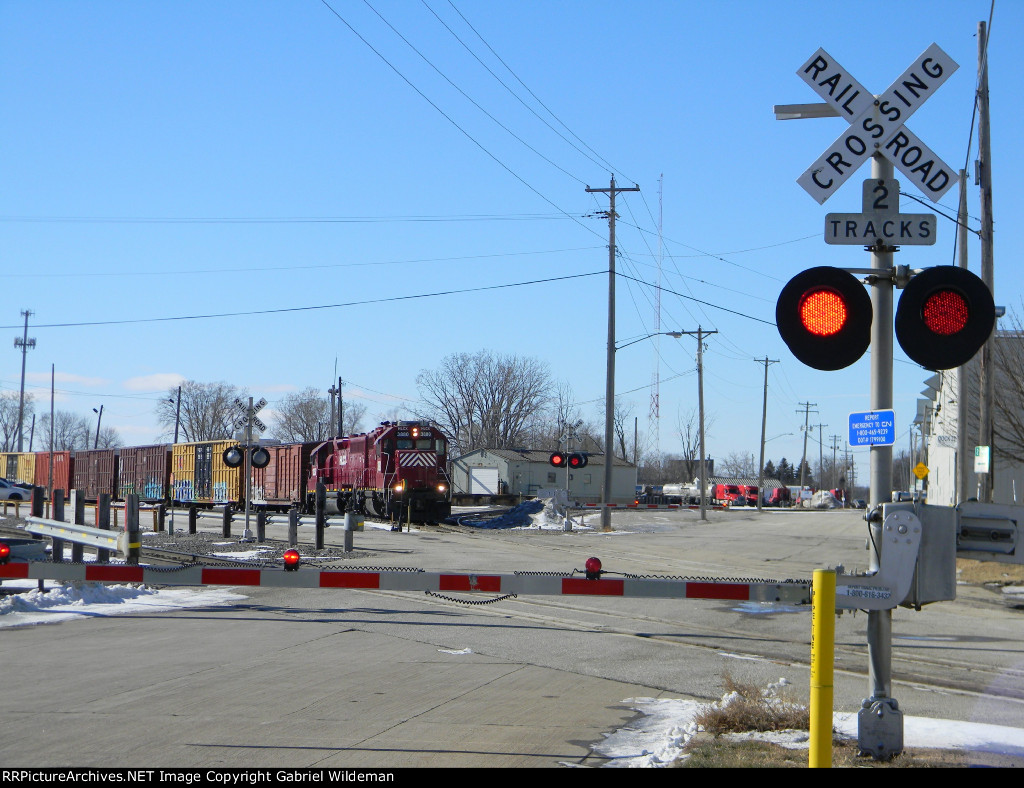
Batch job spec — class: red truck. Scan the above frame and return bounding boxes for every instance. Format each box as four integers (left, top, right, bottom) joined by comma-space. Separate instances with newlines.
765, 487, 792, 507
713, 484, 743, 506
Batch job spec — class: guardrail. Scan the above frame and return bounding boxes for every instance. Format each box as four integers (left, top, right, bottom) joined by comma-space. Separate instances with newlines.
24, 516, 131, 556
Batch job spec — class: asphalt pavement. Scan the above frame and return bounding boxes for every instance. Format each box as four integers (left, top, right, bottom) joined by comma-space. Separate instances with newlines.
2, 505, 1022, 768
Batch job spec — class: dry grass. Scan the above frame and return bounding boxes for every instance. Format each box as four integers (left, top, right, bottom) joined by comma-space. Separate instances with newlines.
693, 674, 809, 735
956, 557, 1024, 586
679, 673, 1024, 768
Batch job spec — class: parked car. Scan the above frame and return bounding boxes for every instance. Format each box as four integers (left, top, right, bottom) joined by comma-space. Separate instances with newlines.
0, 478, 30, 501
852, 498, 867, 509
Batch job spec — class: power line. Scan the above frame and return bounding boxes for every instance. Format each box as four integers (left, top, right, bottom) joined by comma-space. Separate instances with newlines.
442, 0, 630, 182
360, 0, 588, 185
4, 245, 606, 280
318, 0, 602, 241
1, 270, 606, 330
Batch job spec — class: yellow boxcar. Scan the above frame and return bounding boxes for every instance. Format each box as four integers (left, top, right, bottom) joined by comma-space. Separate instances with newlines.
170, 440, 241, 505
0, 452, 36, 486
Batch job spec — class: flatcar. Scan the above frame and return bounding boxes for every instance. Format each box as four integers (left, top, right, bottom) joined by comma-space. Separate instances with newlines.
308, 420, 451, 523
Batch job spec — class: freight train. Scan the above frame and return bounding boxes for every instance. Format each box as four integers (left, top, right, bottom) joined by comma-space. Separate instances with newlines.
0, 420, 452, 524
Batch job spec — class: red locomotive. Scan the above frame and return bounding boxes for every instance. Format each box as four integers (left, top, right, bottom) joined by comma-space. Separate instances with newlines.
306, 420, 451, 523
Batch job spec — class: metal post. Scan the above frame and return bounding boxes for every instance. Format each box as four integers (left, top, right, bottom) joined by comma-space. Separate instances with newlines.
315, 480, 325, 549
188, 505, 198, 535
257, 508, 267, 544
126, 494, 140, 566
221, 504, 232, 538
859, 152, 901, 759
52, 490, 65, 563
288, 506, 299, 547
97, 493, 111, 564
72, 491, 85, 563
242, 396, 254, 541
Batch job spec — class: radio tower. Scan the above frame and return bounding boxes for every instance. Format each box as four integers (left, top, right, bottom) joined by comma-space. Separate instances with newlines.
648, 175, 664, 465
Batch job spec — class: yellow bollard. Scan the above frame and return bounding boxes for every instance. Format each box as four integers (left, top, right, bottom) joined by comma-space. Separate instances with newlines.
809, 568, 836, 768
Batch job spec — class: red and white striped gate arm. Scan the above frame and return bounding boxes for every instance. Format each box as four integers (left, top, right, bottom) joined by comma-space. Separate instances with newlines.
0, 561, 811, 604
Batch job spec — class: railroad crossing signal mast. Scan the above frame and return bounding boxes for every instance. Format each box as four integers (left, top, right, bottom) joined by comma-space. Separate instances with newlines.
775, 44, 995, 760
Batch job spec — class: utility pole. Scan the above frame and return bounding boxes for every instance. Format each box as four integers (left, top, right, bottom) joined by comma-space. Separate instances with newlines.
15, 310, 35, 452
977, 20, 995, 503
815, 422, 828, 490
756, 357, 779, 512
586, 176, 640, 532
797, 402, 817, 495
337, 377, 344, 437
682, 328, 717, 520
829, 434, 841, 494
957, 167, 971, 505
328, 383, 337, 439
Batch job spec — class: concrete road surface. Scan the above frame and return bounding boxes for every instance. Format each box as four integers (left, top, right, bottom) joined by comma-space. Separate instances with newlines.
2, 506, 1023, 767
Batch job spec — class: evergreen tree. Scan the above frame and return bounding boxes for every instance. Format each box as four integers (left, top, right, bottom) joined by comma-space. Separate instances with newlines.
763, 459, 777, 479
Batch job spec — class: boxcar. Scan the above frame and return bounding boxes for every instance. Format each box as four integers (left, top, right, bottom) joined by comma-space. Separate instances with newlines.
257, 442, 315, 510
118, 445, 172, 502
71, 448, 119, 501
33, 451, 73, 493
0, 452, 35, 486
171, 440, 241, 505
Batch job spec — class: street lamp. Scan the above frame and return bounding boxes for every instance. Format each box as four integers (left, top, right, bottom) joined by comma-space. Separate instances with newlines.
92, 406, 103, 449
603, 331, 684, 531
614, 331, 684, 351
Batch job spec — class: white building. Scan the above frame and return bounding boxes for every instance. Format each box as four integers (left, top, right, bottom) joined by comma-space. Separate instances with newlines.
923, 334, 1024, 506
450, 448, 637, 504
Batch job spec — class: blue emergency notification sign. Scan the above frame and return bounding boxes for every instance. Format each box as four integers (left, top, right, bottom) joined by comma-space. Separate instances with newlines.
849, 409, 896, 447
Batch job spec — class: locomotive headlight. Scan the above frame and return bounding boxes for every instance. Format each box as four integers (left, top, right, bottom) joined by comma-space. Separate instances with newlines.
437, 484, 447, 493
393, 482, 404, 494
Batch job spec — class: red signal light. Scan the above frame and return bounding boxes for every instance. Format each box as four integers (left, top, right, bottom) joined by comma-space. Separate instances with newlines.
549, 452, 567, 468
799, 288, 847, 336
777, 267, 872, 371
922, 290, 969, 335
896, 266, 994, 370
567, 453, 588, 469
0, 543, 10, 564
282, 549, 301, 571
585, 556, 603, 580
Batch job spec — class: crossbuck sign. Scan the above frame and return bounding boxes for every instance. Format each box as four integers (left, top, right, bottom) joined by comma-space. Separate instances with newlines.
797, 44, 958, 204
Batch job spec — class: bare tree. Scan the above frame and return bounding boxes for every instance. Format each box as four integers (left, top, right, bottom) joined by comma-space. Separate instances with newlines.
272, 387, 332, 442
38, 410, 91, 451
343, 401, 367, 435
94, 425, 123, 449
675, 407, 715, 482
0, 391, 34, 451
417, 350, 554, 456
156, 380, 245, 442
719, 452, 756, 478
992, 325, 1024, 465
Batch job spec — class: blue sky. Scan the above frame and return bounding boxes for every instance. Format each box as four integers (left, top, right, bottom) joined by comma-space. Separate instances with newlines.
1, 0, 1018, 483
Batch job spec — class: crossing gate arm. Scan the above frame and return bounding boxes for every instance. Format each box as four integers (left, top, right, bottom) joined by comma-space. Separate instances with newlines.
0, 560, 812, 604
